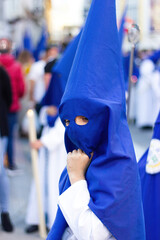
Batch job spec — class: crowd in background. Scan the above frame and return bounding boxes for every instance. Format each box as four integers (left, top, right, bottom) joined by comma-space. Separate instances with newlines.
123, 45, 160, 128
0, 31, 160, 234
0, 35, 70, 233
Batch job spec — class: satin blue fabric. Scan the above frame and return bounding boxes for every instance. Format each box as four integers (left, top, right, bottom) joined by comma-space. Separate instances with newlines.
47, 0, 145, 239
139, 112, 160, 240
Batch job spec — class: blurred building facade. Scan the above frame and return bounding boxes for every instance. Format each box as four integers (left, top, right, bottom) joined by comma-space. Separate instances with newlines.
118, 0, 160, 50
51, 0, 85, 41
0, 0, 160, 51
0, 0, 45, 52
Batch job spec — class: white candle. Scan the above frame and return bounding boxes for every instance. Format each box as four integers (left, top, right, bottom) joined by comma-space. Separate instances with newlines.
27, 109, 37, 142
27, 109, 47, 239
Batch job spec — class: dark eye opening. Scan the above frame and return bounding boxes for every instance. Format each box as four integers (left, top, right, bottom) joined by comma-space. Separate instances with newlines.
64, 119, 70, 126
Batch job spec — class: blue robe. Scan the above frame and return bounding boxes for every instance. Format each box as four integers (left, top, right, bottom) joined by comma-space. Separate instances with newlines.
139, 112, 160, 240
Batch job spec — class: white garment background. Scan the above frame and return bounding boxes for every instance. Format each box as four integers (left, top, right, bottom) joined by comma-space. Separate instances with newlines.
59, 180, 116, 240
136, 59, 160, 127
26, 118, 67, 229
28, 60, 46, 103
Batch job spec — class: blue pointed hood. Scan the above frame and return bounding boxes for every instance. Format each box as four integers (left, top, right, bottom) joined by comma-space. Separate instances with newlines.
23, 30, 33, 53
47, 0, 145, 239
41, 31, 81, 108
139, 111, 160, 240
59, 0, 127, 158
34, 26, 48, 61
61, 3, 125, 107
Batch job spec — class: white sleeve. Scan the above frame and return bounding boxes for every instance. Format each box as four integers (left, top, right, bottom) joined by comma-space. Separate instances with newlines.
58, 180, 114, 240
28, 64, 38, 82
40, 118, 65, 151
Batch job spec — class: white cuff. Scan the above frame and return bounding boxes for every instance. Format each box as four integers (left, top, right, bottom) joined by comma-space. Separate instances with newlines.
58, 180, 114, 240
58, 180, 90, 209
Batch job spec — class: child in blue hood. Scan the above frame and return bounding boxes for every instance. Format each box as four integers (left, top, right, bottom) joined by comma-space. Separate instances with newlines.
47, 0, 146, 239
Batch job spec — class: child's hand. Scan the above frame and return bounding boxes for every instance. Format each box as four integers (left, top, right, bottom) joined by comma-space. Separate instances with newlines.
46, 106, 58, 116
67, 149, 93, 185
31, 140, 43, 150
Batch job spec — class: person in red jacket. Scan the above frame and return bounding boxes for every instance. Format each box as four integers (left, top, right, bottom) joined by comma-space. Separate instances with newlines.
0, 38, 25, 170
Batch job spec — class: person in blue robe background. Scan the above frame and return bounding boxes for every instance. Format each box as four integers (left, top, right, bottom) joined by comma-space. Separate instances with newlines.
148, 49, 160, 65
47, 0, 146, 239
139, 111, 160, 240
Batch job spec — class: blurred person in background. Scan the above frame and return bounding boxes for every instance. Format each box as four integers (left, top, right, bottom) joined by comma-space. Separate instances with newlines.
59, 33, 73, 54
25, 106, 66, 233
29, 45, 59, 110
17, 50, 34, 137
0, 38, 25, 170
44, 44, 59, 90
18, 50, 34, 76
29, 45, 59, 137
136, 58, 160, 129
0, 65, 13, 232
29, 50, 46, 113
25, 32, 80, 233
28, 50, 47, 137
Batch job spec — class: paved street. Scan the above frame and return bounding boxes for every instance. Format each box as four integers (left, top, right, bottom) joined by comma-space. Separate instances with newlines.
0, 124, 153, 240
0, 135, 41, 240
129, 124, 153, 160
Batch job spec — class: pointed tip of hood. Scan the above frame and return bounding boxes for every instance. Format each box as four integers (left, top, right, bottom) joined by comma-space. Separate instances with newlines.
60, 0, 125, 109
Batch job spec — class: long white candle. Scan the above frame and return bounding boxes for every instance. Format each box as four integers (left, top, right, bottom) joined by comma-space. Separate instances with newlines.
27, 109, 47, 239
